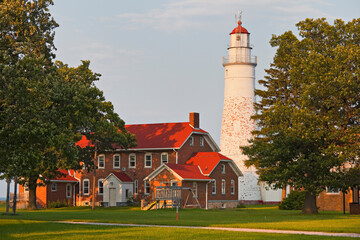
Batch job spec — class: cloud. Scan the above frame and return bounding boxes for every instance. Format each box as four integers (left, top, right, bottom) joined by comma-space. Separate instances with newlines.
109, 0, 333, 32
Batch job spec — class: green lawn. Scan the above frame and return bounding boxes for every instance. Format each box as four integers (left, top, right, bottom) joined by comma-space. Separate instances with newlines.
1, 205, 359, 235
0, 219, 356, 240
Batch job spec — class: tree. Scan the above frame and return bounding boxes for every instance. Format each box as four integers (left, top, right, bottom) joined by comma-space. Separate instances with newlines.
0, 0, 136, 209
242, 18, 360, 214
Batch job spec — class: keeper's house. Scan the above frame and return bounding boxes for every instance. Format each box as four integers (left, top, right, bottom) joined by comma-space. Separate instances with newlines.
18, 113, 242, 209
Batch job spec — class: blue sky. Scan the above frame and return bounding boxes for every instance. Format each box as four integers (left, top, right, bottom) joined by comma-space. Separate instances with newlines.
1, 0, 359, 197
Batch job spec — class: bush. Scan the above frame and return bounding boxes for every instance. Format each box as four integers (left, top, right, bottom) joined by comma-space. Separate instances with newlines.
279, 190, 306, 210
48, 200, 69, 208
237, 203, 246, 208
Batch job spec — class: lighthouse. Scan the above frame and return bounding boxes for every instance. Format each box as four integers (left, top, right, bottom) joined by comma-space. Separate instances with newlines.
220, 14, 261, 202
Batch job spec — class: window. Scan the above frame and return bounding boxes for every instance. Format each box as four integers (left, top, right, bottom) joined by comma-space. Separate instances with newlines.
200, 136, 204, 147
221, 179, 226, 195
51, 183, 57, 192
326, 186, 340, 194
221, 164, 226, 174
126, 189, 129, 198
144, 181, 150, 195
212, 179, 216, 195
192, 182, 197, 198
83, 179, 90, 195
113, 154, 120, 169
171, 181, 178, 186
144, 153, 152, 168
129, 153, 136, 168
231, 180, 235, 195
98, 179, 104, 195
66, 184, 72, 198
134, 179, 138, 194
161, 153, 168, 164
189, 136, 194, 146
98, 155, 105, 169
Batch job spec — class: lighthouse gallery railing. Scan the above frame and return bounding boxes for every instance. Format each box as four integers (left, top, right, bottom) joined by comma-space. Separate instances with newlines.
223, 55, 257, 65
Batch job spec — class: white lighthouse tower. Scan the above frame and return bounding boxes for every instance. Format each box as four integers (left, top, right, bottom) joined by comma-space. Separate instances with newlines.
220, 14, 262, 202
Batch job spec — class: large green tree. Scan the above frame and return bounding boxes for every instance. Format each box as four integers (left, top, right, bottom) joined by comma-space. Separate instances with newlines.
0, 0, 136, 209
242, 18, 360, 214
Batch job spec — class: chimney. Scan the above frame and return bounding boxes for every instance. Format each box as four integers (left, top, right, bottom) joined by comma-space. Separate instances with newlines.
189, 112, 199, 128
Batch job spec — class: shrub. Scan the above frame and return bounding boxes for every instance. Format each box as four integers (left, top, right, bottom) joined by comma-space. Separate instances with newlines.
279, 190, 306, 210
48, 200, 69, 208
237, 203, 246, 208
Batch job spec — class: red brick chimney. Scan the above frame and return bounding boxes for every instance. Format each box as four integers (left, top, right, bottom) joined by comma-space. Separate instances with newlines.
189, 112, 199, 128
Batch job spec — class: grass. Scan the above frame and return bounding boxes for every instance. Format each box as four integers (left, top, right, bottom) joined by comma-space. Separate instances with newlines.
0, 205, 359, 234
0, 219, 356, 240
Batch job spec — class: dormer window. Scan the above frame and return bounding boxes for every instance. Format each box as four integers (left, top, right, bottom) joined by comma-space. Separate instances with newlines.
200, 136, 204, 147
189, 136, 194, 146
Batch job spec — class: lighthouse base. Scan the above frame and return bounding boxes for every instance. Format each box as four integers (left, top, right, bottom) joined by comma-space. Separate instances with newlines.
238, 172, 282, 204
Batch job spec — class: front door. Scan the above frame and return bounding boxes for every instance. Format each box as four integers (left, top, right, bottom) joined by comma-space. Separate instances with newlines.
109, 188, 116, 207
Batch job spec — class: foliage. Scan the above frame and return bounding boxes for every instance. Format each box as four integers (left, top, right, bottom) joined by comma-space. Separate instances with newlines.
47, 200, 70, 208
0, 0, 136, 209
279, 191, 306, 210
241, 18, 360, 214
237, 203, 246, 208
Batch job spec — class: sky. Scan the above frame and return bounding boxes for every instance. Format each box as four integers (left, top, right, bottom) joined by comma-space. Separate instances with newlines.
1, 0, 360, 197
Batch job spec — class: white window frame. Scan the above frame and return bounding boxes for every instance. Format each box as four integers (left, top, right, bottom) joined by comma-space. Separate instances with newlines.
212, 179, 216, 195
144, 180, 150, 195
189, 136, 194, 146
326, 186, 340, 194
144, 153, 152, 168
221, 164, 226, 174
98, 154, 105, 169
113, 154, 120, 169
66, 183, 72, 198
98, 179, 104, 195
134, 179, 138, 194
161, 152, 168, 164
83, 179, 90, 195
51, 183, 57, 192
129, 153, 136, 169
231, 180, 235, 195
193, 182, 197, 198
24, 182, 29, 192
200, 136, 204, 147
221, 179, 226, 195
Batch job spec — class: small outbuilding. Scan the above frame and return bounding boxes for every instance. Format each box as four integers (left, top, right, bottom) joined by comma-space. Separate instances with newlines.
102, 172, 133, 207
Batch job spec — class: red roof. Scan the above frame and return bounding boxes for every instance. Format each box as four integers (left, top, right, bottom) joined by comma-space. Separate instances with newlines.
52, 170, 78, 182
112, 172, 133, 182
166, 163, 211, 181
125, 122, 207, 149
76, 122, 207, 150
76, 135, 93, 148
230, 21, 249, 34
186, 152, 231, 175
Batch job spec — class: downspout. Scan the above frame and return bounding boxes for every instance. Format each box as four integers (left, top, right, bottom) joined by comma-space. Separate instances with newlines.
173, 149, 178, 164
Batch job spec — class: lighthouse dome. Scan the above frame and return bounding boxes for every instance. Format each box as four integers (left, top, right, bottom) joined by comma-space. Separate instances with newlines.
230, 21, 249, 34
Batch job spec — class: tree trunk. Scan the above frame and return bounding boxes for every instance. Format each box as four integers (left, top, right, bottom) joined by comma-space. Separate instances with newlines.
302, 191, 318, 214
28, 177, 38, 210
343, 191, 346, 215
5, 178, 10, 214
12, 176, 18, 214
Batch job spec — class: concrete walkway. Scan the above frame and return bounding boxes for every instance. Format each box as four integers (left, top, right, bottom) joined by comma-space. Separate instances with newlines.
57, 221, 360, 238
